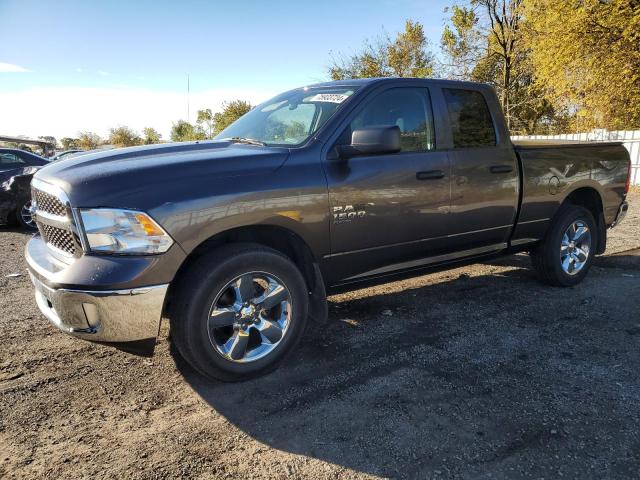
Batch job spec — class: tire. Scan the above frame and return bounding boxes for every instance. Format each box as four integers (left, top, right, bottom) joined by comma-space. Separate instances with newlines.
169, 243, 309, 382
16, 199, 37, 230
530, 204, 597, 287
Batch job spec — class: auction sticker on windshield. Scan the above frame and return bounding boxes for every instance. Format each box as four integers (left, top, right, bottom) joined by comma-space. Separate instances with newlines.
306, 93, 350, 103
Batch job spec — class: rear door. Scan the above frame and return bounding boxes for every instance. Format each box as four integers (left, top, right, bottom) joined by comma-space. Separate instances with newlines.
441, 87, 519, 249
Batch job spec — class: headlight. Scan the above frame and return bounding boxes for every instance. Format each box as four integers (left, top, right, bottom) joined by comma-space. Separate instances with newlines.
79, 208, 173, 254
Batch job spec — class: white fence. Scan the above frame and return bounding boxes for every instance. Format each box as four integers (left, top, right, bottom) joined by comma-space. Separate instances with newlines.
512, 130, 640, 185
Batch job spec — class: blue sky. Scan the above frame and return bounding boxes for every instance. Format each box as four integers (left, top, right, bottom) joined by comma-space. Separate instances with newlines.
0, 0, 452, 139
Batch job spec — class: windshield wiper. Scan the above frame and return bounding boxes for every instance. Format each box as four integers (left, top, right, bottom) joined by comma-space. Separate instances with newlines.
224, 137, 266, 146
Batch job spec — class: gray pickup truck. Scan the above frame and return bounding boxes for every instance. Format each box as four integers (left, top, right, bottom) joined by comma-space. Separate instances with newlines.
26, 78, 631, 381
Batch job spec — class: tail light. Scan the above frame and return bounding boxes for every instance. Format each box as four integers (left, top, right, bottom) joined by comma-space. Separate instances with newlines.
624, 160, 631, 194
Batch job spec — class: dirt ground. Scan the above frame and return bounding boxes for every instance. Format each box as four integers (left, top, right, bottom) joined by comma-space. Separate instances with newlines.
1, 191, 638, 480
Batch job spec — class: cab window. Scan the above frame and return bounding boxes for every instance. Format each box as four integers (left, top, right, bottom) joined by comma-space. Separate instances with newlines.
350, 88, 435, 152
443, 88, 496, 148
0, 153, 25, 165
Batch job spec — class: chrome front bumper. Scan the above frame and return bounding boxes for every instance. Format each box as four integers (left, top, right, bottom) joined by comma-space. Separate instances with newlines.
29, 273, 168, 356
29, 273, 168, 354
26, 235, 170, 356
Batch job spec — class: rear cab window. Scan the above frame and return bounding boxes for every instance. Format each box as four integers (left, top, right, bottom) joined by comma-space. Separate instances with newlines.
443, 88, 496, 148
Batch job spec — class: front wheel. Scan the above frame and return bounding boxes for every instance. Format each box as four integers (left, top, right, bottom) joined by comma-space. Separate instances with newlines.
16, 199, 37, 230
531, 204, 596, 287
169, 244, 309, 382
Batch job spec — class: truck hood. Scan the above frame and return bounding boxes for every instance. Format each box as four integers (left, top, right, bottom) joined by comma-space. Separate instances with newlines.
33, 141, 289, 208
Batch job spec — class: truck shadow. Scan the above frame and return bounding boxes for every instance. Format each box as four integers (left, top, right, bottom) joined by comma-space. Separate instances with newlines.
0, 225, 32, 234
484, 250, 640, 271
171, 253, 638, 477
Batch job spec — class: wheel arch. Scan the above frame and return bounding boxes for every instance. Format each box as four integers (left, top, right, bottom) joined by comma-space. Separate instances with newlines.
560, 186, 606, 254
165, 224, 327, 322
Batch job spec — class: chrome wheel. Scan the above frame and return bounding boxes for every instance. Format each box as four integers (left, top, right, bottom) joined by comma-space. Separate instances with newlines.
560, 220, 591, 275
207, 272, 291, 363
20, 200, 36, 228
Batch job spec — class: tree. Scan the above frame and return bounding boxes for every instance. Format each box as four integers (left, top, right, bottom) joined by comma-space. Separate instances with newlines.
212, 100, 252, 134
469, 32, 555, 134
142, 127, 162, 145
197, 109, 215, 138
441, 1, 554, 134
472, 0, 524, 129
36, 135, 57, 156
108, 126, 142, 148
60, 137, 79, 150
441, 6, 484, 79
77, 132, 101, 150
38, 136, 57, 148
17, 144, 34, 153
523, 0, 640, 130
387, 20, 435, 77
329, 20, 435, 80
170, 120, 207, 142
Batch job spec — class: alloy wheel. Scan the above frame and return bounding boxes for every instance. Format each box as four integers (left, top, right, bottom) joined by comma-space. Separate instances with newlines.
560, 220, 591, 275
207, 272, 292, 363
20, 200, 36, 228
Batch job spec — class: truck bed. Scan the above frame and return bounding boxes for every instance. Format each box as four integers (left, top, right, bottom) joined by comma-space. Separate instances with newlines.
512, 139, 629, 246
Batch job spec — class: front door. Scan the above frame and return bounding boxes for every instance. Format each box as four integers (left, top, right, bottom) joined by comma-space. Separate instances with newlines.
324, 87, 451, 283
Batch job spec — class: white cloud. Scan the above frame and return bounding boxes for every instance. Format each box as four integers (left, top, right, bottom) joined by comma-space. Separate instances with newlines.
97, 70, 110, 76
0, 86, 279, 140
0, 62, 30, 73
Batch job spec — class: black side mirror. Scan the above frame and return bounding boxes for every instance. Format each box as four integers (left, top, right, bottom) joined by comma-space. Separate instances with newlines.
336, 125, 401, 159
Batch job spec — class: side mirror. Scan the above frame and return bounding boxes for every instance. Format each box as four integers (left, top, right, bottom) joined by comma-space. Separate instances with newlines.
337, 125, 401, 159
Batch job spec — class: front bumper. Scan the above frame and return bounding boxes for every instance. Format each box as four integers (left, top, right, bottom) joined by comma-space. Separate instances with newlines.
26, 235, 170, 356
29, 273, 167, 356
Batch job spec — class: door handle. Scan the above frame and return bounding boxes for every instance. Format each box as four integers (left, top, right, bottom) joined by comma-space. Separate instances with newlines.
416, 170, 445, 180
490, 165, 513, 174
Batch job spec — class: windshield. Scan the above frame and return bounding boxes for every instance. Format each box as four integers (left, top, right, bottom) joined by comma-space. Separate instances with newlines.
214, 87, 358, 146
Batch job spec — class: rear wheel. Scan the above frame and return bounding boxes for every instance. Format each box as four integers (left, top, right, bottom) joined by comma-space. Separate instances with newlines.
531, 204, 596, 287
169, 244, 308, 381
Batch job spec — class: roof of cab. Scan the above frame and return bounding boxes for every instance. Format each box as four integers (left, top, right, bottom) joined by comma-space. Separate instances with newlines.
304, 77, 492, 90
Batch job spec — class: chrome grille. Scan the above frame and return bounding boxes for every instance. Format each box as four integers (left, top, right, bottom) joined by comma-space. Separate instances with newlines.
31, 178, 81, 260
39, 224, 76, 254
33, 189, 67, 217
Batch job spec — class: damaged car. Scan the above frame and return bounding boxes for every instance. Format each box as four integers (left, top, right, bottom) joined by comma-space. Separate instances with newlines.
0, 148, 49, 229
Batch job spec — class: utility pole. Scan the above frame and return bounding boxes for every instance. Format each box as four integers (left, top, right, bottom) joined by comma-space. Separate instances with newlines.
187, 74, 190, 123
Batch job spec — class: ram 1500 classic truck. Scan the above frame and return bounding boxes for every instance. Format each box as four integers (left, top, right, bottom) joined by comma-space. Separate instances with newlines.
25, 78, 631, 381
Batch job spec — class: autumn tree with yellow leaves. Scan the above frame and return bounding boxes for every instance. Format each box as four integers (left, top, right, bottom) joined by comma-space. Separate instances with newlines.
441, 1, 556, 134
522, 0, 640, 131
440, 0, 639, 133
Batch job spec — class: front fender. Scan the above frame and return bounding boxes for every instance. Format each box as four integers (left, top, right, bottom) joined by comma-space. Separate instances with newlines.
154, 161, 331, 259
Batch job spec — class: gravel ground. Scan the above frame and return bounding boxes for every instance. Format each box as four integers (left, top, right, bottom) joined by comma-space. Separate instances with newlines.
0, 191, 638, 480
